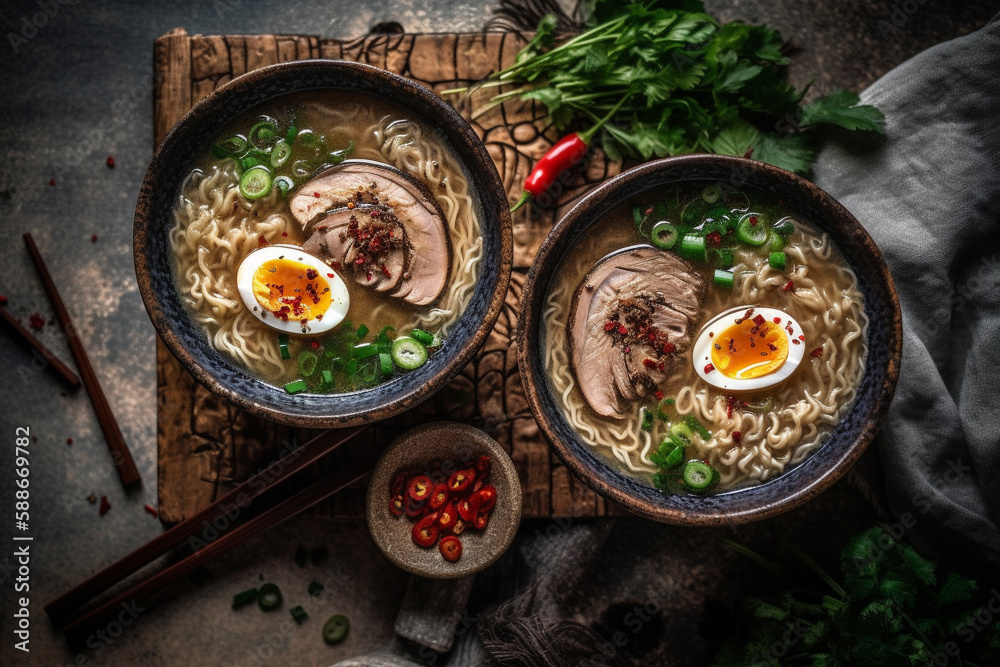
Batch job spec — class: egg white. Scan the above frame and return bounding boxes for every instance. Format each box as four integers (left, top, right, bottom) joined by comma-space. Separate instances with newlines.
692, 305, 805, 392
235, 244, 350, 335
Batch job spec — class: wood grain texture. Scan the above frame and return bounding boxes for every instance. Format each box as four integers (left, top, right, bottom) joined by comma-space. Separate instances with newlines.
153, 28, 624, 522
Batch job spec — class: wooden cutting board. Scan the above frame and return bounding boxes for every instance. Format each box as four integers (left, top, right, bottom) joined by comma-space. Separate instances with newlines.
154, 28, 625, 523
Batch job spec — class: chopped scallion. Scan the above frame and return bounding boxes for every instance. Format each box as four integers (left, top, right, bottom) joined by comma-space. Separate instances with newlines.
410, 328, 435, 346
713, 269, 734, 289
284, 380, 308, 395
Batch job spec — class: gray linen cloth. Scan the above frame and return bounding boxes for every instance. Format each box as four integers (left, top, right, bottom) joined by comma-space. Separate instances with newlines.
813, 11, 1000, 574
335, 12, 1000, 667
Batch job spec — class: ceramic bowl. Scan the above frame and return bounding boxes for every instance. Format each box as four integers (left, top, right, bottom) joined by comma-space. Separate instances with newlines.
366, 422, 522, 578
516, 155, 901, 525
134, 60, 512, 428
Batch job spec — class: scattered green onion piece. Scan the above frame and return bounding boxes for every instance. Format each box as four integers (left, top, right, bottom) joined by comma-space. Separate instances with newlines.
270, 139, 292, 168
290, 606, 309, 624
379, 352, 394, 376
736, 214, 769, 246
353, 342, 378, 360
640, 407, 654, 431
772, 217, 795, 236
682, 460, 716, 490
410, 328, 435, 346
678, 234, 707, 262
278, 334, 291, 360
748, 397, 776, 413
291, 159, 314, 181
769, 252, 787, 271
650, 221, 679, 250
669, 422, 694, 443
284, 380, 308, 395
248, 120, 278, 150
701, 184, 722, 204
212, 134, 249, 160
323, 614, 350, 644
355, 324, 369, 340
239, 165, 273, 200
239, 155, 263, 172
391, 337, 428, 370
319, 369, 335, 390
298, 351, 318, 377
328, 141, 355, 164
663, 442, 685, 469
257, 583, 282, 611
656, 397, 675, 421
294, 545, 309, 567
232, 588, 258, 609
375, 325, 396, 353
285, 124, 299, 144
308, 581, 324, 597
769, 233, 786, 252
713, 269, 734, 289
345, 359, 359, 375
711, 247, 735, 268
632, 206, 643, 227
273, 175, 294, 197
685, 415, 712, 440
358, 359, 379, 383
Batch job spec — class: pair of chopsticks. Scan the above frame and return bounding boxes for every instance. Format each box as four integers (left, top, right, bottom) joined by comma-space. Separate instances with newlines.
46, 425, 374, 640
13, 233, 140, 487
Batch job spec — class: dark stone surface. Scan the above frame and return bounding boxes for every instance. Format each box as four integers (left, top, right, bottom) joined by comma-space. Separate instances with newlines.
0, 0, 995, 665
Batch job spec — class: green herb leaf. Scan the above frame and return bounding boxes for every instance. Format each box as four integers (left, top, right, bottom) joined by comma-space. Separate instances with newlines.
800, 89, 886, 133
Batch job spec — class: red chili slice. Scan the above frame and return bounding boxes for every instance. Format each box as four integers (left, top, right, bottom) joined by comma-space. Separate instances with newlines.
475, 456, 492, 475
427, 483, 450, 510
457, 494, 482, 523
477, 485, 497, 513
404, 497, 426, 518
407, 475, 433, 502
391, 473, 408, 496
451, 519, 466, 535
389, 494, 405, 517
439, 535, 463, 562
438, 502, 457, 530
472, 476, 486, 493
448, 469, 476, 493
473, 511, 489, 531
412, 515, 439, 548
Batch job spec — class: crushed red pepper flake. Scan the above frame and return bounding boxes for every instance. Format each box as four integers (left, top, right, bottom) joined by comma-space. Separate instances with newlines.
66, 437, 73, 445
91, 234, 98, 243
782, 280, 795, 292
0, 295, 7, 306
106, 156, 115, 169
732, 430, 742, 443
810, 347, 824, 357
143, 504, 159, 518
49, 178, 56, 186
28, 313, 45, 330
99, 496, 111, 516
704, 363, 715, 374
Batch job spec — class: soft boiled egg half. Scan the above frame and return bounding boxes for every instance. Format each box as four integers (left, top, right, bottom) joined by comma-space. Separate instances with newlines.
236, 244, 350, 335
692, 305, 805, 392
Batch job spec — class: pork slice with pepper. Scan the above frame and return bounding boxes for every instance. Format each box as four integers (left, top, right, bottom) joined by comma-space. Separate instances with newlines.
292, 159, 451, 306
568, 246, 706, 419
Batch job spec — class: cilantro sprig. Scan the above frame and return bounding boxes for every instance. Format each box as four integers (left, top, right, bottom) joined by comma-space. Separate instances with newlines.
465, 0, 884, 173
714, 527, 1000, 666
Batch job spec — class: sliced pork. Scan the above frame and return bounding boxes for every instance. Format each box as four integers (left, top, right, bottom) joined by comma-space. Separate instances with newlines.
291, 160, 451, 306
568, 246, 706, 419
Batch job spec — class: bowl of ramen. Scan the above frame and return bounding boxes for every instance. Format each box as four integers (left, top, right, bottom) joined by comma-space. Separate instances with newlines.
517, 155, 901, 525
135, 60, 512, 427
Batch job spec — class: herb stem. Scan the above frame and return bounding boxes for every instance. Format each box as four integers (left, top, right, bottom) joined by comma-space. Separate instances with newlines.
721, 539, 795, 587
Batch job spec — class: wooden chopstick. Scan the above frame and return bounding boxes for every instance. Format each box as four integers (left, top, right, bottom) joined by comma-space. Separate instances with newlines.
0, 306, 81, 388
60, 436, 382, 641
22, 233, 140, 488
45, 425, 366, 629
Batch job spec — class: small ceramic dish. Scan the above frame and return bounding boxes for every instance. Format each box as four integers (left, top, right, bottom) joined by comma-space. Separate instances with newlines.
366, 422, 521, 578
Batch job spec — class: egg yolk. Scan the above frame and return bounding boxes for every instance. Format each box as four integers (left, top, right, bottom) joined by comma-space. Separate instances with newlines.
251, 259, 332, 322
711, 317, 789, 379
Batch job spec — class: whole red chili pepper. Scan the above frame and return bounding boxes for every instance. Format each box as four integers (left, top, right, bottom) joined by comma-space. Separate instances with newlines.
510, 98, 626, 212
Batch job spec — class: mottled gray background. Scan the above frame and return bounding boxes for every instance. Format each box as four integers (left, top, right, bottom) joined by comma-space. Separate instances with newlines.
0, 1, 996, 665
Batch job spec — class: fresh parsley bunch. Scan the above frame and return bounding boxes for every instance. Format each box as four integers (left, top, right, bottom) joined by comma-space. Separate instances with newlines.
487, 0, 884, 173
714, 527, 1000, 667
